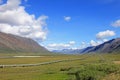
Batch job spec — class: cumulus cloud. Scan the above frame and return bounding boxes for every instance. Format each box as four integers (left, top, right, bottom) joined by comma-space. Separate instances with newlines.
111, 19, 120, 27
96, 30, 115, 40
79, 42, 87, 49
103, 39, 108, 42
90, 40, 102, 46
46, 41, 89, 50
0, 0, 48, 41
90, 39, 109, 46
46, 41, 76, 50
69, 41, 75, 45
64, 16, 71, 21
46, 39, 109, 50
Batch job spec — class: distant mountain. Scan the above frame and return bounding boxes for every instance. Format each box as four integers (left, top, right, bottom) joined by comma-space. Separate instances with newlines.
82, 38, 120, 53
80, 46, 94, 53
53, 49, 84, 54
53, 38, 120, 54
0, 32, 50, 54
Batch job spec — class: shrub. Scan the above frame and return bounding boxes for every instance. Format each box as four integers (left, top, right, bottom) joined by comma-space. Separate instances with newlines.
60, 67, 72, 71
67, 63, 120, 80
79, 69, 105, 80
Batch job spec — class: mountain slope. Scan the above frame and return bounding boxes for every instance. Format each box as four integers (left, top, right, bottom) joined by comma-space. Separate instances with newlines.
82, 38, 120, 53
53, 49, 83, 54
0, 32, 49, 54
52, 38, 120, 54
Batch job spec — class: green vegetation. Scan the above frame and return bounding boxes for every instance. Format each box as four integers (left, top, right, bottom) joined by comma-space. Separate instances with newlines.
0, 54, 120, 80
67, 63, 120, 80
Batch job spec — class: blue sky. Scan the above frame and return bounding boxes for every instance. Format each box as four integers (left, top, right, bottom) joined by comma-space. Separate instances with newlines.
0, 0, 120, 50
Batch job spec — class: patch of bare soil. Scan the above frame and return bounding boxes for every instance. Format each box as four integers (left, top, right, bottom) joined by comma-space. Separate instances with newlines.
103, 73, 120, 80
113, 61, 120, 64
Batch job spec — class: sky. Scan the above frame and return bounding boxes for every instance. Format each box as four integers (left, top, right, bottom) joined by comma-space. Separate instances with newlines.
0, 0, 120, 50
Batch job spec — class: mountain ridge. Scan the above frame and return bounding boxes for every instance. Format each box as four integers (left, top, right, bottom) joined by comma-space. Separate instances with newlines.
85, 38, 120, 53
0, 32, 49, 54
53, 38, 120, 54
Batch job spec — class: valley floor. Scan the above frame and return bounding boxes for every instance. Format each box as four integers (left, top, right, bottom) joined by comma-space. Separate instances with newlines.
0, 53, 120, 80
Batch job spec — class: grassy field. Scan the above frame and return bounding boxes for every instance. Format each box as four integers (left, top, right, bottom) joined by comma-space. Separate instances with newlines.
0, 53, 120, 80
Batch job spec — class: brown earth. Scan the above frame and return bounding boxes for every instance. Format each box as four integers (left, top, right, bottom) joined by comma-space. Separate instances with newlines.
113, 61, 120, 64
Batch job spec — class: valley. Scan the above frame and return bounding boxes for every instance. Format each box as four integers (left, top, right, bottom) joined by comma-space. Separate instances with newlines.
0, 0, 120, 80
0, 31, 120, 80
0, 54, 120, 80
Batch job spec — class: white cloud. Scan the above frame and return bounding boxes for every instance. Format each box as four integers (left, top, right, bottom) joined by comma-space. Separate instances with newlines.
103, 39, 108, 42
90, 38, 110, 47
64, 16, 71, 21
69, 41, 75, 45
111, 19, 120, 27
46, 41, 76, 50
0, 0, 48, 41
79, 41, 87, 49
90, 39, 107, 46
96, 30, 115, 40
46, 39, 109, 50
90, 40, 99, 46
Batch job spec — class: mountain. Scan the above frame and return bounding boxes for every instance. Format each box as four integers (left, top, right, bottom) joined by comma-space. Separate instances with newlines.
0, 32, 50, 54
82, 38, 120, 53
53, 38, 120, 54
53, 49, 84, 54
80, 46, 94, 53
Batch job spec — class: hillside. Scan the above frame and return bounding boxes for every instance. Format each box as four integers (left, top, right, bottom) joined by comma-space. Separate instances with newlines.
53, 38, 120, 54
0, 32, 49, 54
82, 38, 120, 53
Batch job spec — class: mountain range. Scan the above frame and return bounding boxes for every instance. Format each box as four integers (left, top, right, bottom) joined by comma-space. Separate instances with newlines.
53, 38, 120, 54
0, 32, 49, 54
82, 38, 120, 53
0, 31, 120, 54
53, 49, 84, 54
